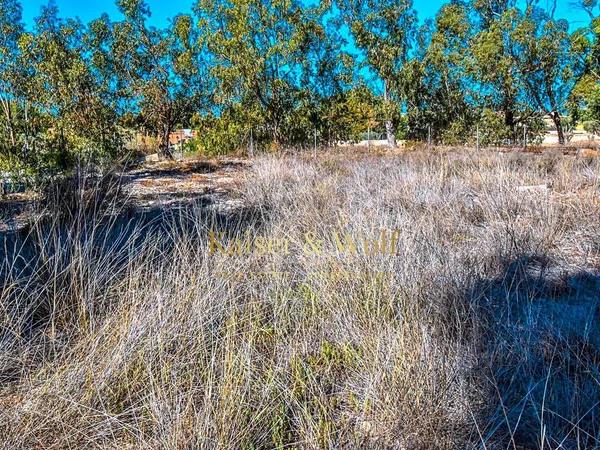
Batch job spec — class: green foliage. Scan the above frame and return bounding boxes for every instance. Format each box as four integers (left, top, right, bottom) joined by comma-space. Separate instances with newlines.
1, 3, 124, 182
190, 110, 248, 156
476, 109, 512, 146
577, 83, 600, 132
195, 0, 347, 149
337, 0, 416, 145
473, 109, 546, 146
109, 3, 206, 158
0, 0, 599, 183
405, 4, 477, 143
570, 15, 600, 131
327, 87, 380, 142
507, 7, 587, 144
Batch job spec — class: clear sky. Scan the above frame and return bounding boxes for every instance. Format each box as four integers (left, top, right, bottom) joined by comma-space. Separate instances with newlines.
20, 0, 592, 29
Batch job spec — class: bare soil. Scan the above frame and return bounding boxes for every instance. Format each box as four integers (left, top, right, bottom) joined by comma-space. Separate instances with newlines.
0, 157, 251, 232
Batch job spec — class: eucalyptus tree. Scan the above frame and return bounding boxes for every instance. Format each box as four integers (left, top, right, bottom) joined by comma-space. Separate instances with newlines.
568, 0, 600, 131
469, 1, 522, 141
589, 15, 600, 82
508, 7, 587, 144
18, 3, 122, 172
109, 0, 205, 159
585, 3, 600, 126
404, 3, 477, 143
324, 84, 381, 142
0, 0, 25, 158
85, 13, 128, 128
471, 0, 516, 28
292, 2, 352, 145
336, 0, 417, 147
195, 0, 338, 148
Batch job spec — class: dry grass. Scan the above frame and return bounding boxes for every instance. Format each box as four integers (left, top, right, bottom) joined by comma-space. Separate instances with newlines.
1, 148, 600, 449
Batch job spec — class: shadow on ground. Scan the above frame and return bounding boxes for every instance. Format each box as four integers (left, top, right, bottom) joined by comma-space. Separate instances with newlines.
0, 181, 265, 384
474, 254, 600, 448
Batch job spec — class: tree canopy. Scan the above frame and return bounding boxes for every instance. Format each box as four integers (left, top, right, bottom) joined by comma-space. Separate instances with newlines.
0, 0, 598, 180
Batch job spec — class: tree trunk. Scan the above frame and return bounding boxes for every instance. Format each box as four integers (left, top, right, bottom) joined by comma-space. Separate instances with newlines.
159, 125, 174, 160
504, 108, 515, 143
550, 111, 565, 145
1, 97, 16, 148
383, 80, 396, 148
385, 120, 396, 148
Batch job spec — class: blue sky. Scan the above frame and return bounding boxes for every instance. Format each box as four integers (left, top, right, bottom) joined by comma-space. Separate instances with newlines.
21, 0, 592, 29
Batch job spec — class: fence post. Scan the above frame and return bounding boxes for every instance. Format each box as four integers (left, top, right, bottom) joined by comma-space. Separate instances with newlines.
368, 126, 371, 151
427, 124, 431, 149
314, 127, 317, 158
523, 125, 527, 150
476, 124, 480, 151
249, 128, 254, 158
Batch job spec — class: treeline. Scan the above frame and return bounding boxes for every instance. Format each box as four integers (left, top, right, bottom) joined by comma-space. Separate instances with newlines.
1, 0, 599, 178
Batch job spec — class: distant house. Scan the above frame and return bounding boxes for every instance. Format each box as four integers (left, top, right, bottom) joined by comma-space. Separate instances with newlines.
169, 129, 198, 150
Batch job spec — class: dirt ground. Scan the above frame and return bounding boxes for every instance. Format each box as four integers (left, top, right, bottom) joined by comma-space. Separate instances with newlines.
123, 157, 249, 208
0, 157, 251, 232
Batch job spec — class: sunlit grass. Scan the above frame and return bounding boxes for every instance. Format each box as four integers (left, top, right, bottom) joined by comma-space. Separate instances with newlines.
1, 148, 599, 448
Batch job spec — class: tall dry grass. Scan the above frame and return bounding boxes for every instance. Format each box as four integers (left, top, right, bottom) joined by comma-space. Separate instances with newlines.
1, 149, 599, 449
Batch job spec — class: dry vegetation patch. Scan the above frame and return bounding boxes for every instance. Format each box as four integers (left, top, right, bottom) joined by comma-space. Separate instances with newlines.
0, 149, 599, 449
